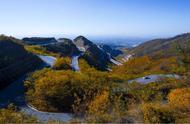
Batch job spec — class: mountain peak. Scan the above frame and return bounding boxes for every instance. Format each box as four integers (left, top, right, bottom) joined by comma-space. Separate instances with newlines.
74, 36, 92, 43
75, 35, 87, 40
74, 36, 94, 50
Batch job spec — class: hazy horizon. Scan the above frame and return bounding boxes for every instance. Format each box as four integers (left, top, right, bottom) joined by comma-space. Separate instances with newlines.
2, 32, 190, 47
0, 0, 190, 39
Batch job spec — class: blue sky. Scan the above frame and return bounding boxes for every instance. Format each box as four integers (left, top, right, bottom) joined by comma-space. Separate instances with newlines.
0, 0, 190, 38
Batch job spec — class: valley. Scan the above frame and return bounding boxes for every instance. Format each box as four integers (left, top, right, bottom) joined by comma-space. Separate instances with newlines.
1, 0, 190, 123
0, 33, 190, 123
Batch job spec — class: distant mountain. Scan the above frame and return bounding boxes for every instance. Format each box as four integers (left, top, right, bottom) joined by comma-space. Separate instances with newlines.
22, 37, 57, 45
92, 37, 147, 48
0, 35, 43, 89
130, 33, 190, 57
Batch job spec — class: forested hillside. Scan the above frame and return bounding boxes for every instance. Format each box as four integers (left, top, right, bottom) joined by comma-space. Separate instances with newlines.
130, 33, 190, 58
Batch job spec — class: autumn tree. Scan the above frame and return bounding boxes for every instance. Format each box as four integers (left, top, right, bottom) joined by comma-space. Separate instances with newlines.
53, 57, 71, 70
168, 88, 190, 111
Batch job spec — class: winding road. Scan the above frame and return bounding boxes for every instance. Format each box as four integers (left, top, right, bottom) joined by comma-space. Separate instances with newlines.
71, 55, 80, 71
37, 55, 57, 67
0, 55, 73, 122
20, 104, 72, 122
128, 74, 180, 84
0, 54, 180, 122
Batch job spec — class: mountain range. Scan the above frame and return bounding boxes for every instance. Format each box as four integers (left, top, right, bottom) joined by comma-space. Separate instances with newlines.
1, 32, 190, 89
0, 33, 190, 123
23, 35, 123, 70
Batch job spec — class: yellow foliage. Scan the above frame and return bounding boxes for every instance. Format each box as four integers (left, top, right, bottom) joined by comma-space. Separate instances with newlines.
25, 68, 115, 112
118, 56, 151, 74
168, 88, 190, 111
112, 55, 185, 80
79, 59, 97, 72
25, 45, 58, 57
53, 57, 71, 70
0, 104, 36, 123
141, 103, 175, 123
88, 90, 110, 115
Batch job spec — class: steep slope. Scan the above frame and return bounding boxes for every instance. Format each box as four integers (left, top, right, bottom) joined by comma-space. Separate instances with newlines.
0, 35, 43, 89
99, 44, 123, 57
43, 38, 80, 57
74, 36, 111, 70
73, 36, 94, 51
22, 37, 57, 45
130, 33, 190, 57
